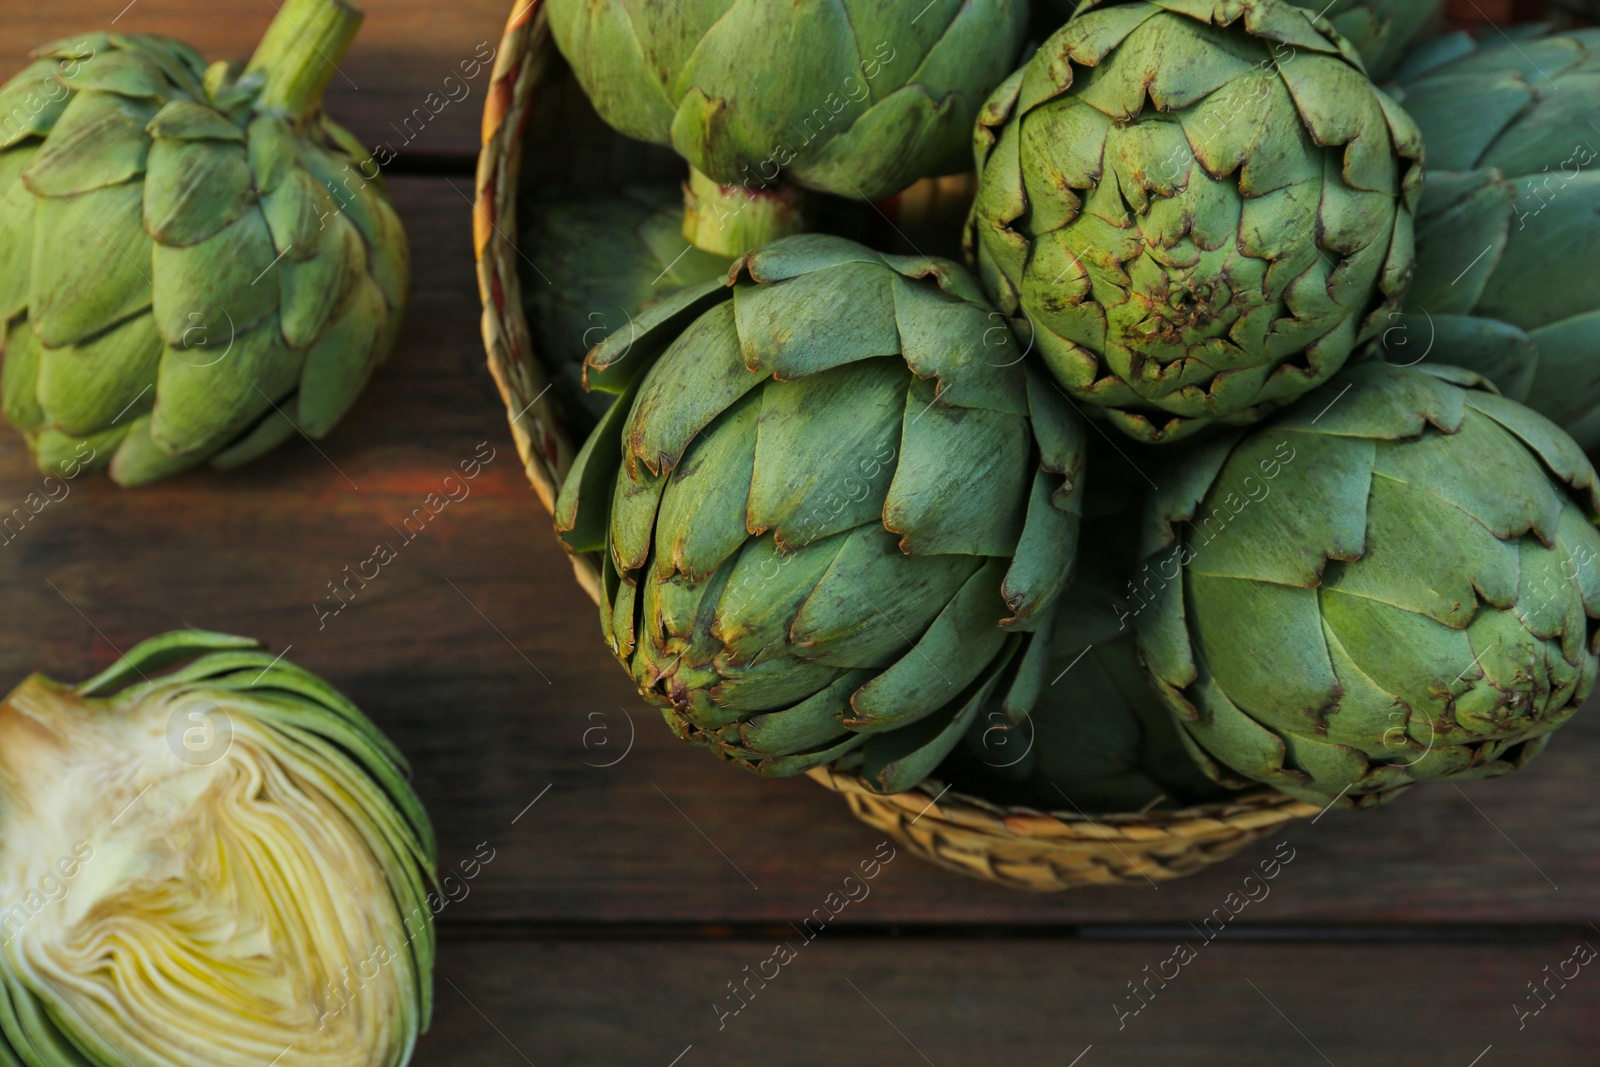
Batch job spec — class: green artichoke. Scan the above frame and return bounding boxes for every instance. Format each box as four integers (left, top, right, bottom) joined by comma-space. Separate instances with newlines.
952, 527, 1235, 814
546, 0, 1028, 255
523, 185, 732, 427
0, 0, 408, 486
0, 631, 434, 1066
556, 234, 1087, 795
1136, 361, 1600, 806
1388, 30, 1600, 450
967, 0, 1423, 444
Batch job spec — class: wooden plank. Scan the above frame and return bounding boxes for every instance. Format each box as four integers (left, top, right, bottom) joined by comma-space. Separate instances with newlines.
417, 937, 1600, 1065
3, 0, 512, 161
2, 176, 1598, 925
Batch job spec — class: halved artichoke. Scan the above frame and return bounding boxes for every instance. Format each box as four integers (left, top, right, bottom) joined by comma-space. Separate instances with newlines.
0, 631, 434, 1066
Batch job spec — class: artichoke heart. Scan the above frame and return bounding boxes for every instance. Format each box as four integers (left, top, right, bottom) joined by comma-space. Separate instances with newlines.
0, 631, 434, 1067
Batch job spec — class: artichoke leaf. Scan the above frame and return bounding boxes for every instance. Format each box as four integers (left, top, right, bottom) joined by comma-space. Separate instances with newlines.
29, 183, 154, 347
847, 558, 1010, 730
142, 134, 256, 248
20, 90, 154, 197
150, 202, 278, 346
746, 357, 904, 550
36, 309, 160, 436
149, 313, 302, 457
296, 274, 384, 437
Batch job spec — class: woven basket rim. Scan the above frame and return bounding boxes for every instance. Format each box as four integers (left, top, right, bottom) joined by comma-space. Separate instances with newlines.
806, 765, 1320, 845
471, 0, 1319, 884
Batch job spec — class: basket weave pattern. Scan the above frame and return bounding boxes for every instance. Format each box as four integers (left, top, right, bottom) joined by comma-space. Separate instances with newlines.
809, 767, 1320, 890
473, 0, 1320, 890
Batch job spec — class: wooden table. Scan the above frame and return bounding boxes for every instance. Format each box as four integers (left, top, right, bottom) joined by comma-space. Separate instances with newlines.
3, 3, 1596, 1064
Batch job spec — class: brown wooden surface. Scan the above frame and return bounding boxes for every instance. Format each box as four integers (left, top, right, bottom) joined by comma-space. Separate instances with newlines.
418, 939, 1600, 1066
0, 1, 1597, 1064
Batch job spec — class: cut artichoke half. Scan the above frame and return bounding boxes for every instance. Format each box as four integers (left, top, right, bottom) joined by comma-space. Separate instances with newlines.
0, 631, 434, 1067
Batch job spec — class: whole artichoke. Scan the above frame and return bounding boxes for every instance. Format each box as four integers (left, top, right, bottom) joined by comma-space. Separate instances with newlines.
967, 0, 1423, 444
523, 185, 732, 427
545, 0, 1028, 255
952, 527, 1235, 814
0, 631, 434, 1066
556, 235, 1087, 795
0, 0, 408, 486
1136, 361, 1600, 806
1388, 30, 1600, 450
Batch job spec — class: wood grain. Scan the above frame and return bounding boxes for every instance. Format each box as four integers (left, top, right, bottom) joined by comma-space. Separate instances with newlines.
417, 937, 1600, 1066
2, 0, 514, 161
0, 177, 1596, 928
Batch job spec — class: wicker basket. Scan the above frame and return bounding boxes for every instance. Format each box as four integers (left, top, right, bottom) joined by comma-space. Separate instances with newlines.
472, 0, 1321, 890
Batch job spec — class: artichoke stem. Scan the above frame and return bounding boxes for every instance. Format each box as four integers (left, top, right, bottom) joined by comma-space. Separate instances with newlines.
682, 166, 806, 257
245, 0, 364, 120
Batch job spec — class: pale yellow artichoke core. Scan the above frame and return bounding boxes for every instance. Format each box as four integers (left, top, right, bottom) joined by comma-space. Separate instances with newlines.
0, 677, 419, 1067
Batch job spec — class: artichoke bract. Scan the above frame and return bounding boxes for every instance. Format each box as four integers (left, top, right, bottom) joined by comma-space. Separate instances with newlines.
1136, 361, 1600, 806
0, 0, 408, 486
1389, 30, 1600, 450
545, 0, 1028, 256
523, 185, 732, 427
967, 0, 1423, 444
953, 531, 1235, 814
556, 235, 1088, 795
0, 631, 434, 1067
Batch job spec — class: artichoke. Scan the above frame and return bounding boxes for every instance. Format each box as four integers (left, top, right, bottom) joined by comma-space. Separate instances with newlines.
951, 527, 1235, 814
523, 185, 732, 427
1136, 361, 1600, 806
0, 0, 408, 486
545, 0, 1028, 255
556, 234, 1087, 795
1388, 30, 1600, 450
0, 631, 434, 1066
967, 0, 1423, 444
